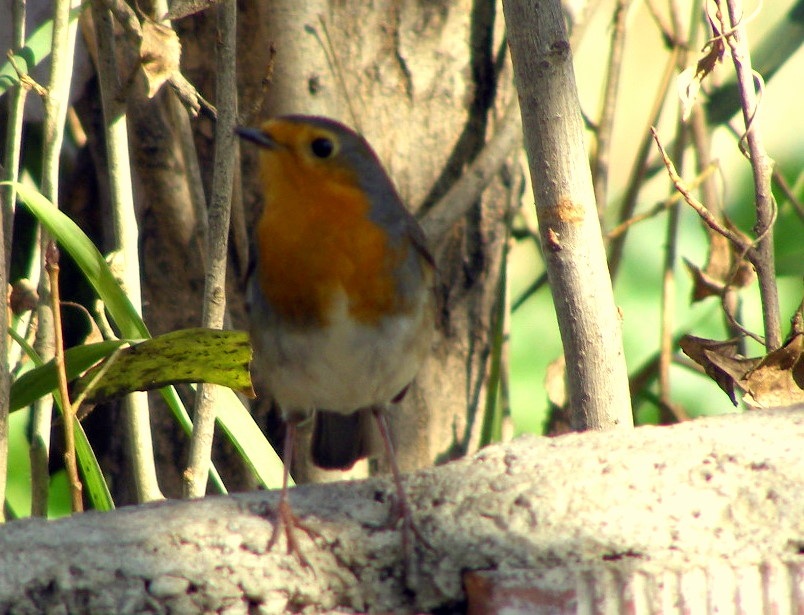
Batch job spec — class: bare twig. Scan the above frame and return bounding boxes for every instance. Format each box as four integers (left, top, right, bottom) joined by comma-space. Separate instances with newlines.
510, 272, 548, 313
658, 121, 683, 417
650, 128, 754, 253
184, 0, 238, 498
45, 243, 84, 512
30, 0, 80, 518
643, 0, 675, 46
658, 0, 696, 421
720, 292, 765, 345
0, 0, 29, 524
92, 0, 162, 503
718, 0, 781, 350
0, 187, 7, 524
2, 2, 28, 266
607, 49, 679, 279
772, 167, 804, 221
421, 99, 522, 244
606, 164, 718, 239
591, 0, 632, 214
651, 126, 776, 349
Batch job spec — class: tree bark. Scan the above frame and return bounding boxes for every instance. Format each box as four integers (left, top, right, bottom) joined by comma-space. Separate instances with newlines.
502, 0, 633, 430
0, 409, 801, 613
238, 0, 516, 481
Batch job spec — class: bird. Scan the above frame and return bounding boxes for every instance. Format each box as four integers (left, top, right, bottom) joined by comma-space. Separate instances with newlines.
236, 115, 436, 562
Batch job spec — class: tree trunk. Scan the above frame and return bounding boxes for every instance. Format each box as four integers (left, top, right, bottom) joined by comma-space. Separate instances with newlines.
237, 0, 515, 481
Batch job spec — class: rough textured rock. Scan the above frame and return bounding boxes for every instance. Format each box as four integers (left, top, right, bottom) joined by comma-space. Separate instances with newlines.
0, 409, 801, 613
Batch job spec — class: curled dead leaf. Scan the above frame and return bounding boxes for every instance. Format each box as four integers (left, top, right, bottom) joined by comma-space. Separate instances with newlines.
140, 18, 182, 98
164, 0, 220, 21
681, 334, 804, 409
742, 334, 804, 409
685, 218, 755, 303
678, 32, 725, 121
680, 335, 754, 406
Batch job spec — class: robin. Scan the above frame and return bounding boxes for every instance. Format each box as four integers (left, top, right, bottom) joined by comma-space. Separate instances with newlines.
236, 115, 436, 561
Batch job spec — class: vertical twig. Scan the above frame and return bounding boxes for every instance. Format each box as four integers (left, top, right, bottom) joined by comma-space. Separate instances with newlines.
658, 125, 683, 421
503, 0, 633, 430
658, 0, 698, 422
689, 106, 745, 348
30, 0, 79, 517
591, 0, 632, 214
45, 243, 83, 512
91, 0, 163, 503
0, 192, 7, 523
607, 48, 679, 279
183, 0, 238, 498
2, 0, 27, 266
3, 0, 37, 376
0, 0, 26, 527
720, 0, 781, 350
480, 224, 510, 446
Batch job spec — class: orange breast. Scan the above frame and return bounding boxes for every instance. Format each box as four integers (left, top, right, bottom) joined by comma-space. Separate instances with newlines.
255, 151, 405, 326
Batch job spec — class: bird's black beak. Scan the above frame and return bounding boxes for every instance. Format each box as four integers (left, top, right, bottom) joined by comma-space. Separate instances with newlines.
235, 126, 277, 149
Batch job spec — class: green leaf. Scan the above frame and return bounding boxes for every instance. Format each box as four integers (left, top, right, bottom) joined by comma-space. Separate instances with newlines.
72, 416, 115, 512
10, 181, 284, 491
8, 339, 115, 513
10, 340, 127, 411
74, 329, 254, 402
11, 182, 149, 339
215, 387, 290, 489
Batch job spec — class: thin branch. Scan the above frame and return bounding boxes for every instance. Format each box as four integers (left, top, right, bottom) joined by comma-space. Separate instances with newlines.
0, 0, 28, 525
30, 0, 79, 517
45, 243, 83, 512
421, 99, 522, 244
510, 272, 548, 313
650, 128, 754, 253
658, 120, 684, 418
689, 105, 745, 346
2, 0, 28, 267
772, 167, 804, 222
607, 48, 679, 279
91, 0, 162, 503
719, 0, 781, 350
658, 0, 697, 422
605, 163, 718, 239
184, 0, 238, 498
643, 0, 676, 46
652, 130, 772, 349
591, 0, 632, 214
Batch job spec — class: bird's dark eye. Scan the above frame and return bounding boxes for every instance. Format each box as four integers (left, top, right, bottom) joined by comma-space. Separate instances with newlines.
310, 137, 335, 159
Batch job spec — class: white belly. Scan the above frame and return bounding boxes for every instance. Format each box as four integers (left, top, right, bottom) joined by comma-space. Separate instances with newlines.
250, 286, 432, 419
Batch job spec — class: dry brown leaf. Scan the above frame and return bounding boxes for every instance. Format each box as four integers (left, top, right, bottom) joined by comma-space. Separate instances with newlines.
10, 279, 39, 314
684, 219, 755, 302
164, 0, 220, 21
544, 355, 571, 436
681, 334, 804, 409
140, 18, 182, 98
684, 258, 727, 301
678, 29, 726, 120
544, 354, 566, 409
679, 335, 756, 406
741, 334, 804, 409
722, 219, 756, 288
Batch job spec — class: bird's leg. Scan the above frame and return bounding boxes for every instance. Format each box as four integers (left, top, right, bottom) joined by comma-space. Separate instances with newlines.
371, 405, 432, 558
267, 421, 318, 567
